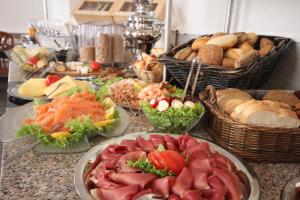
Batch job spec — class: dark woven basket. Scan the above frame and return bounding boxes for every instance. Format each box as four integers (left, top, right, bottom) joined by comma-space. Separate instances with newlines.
199, 86, 300, 163
160, 35, 293, 93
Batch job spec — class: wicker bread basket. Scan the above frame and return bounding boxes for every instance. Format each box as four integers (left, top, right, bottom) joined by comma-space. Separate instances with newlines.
160, 35, 293, 93
199, 85, 300, 162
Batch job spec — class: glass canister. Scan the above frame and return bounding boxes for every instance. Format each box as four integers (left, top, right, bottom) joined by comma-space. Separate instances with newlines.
111, 24, 125, 64
78, 23, 95, 62
95, 24, 112, 64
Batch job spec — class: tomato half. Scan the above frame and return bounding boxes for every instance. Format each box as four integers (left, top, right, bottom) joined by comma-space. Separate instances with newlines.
148, 149, 185, 175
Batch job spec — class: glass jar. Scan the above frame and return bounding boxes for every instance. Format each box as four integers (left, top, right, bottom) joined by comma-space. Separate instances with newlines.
77, 23, 95, 62
95, 24, 112, 64
111, 24, 125, 64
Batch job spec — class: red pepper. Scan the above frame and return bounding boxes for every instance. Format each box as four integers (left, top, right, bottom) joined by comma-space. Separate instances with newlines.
27, 56, 39, 65
148, 144, 185, 175
46, 75, 61, 86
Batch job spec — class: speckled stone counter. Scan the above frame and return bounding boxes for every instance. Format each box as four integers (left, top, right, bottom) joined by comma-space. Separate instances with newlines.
0, 113, 300, 200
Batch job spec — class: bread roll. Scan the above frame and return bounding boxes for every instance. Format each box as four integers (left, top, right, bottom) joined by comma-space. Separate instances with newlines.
259, 38, 275, 57
231, 99, 258, 120
198, 44, 223, 65
207, 34, 238, 49
224, 99, 249, 115
246, 32, 258, 46
235, 32, 248, 44
211, 32, 227, 39
222, 58, 235, 68
185, 52, 197, 62
224, 48, 242, 60
238, 42, 254, 53
174, 47, 193, 60
235, 50, 259, 68
263, 90, 300, 107
192, 37, 210, 50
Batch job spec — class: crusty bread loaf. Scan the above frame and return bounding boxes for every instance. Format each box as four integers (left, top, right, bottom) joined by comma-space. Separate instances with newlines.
216, 88, 253, 111
222, 58, 235, 68
263, 90, 300, 108
185, 52, 197, 62
231, 99, 258, 119
238, 42, 254, 53
207, 34, 238, 49
211, 32, 227, 39
225, 48, 243, 60
235, 50, 259, 68
198, 44, 223, 65
192, 37, 210, 50
223, 99, 249, 115
246, 32, 258, 46
239, 101, 300, 128
259, 38, 275, 57
174, 47, 192, 60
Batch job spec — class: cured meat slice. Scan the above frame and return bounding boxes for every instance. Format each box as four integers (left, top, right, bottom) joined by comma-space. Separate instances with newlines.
131, 188, 152, 200
184, 142, 211, 161
120, 139, 141, 152
164, 135, 178, 150
201, 188, 225, 200
208, 175, 227, 195
212, 153, 234, 171
90, 184, 139, 200
182, 190, 203, 200
172, 167, 194, 197
109, 172, 156, 189
191, 169, 209, 190
149, 134, 166, 148
117, 151, 147, 173
188, 158, 212, 173
177, 134, 192, 151
91, 177, 123, 189
213, 168, 242, 200
136, 136, 156, 152
152, 176, 176, 197
168, 194, 181, 200
101, 144, 129, 160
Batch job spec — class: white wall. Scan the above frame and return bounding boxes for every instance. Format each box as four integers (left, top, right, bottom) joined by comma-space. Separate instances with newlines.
0, 0, 44, 33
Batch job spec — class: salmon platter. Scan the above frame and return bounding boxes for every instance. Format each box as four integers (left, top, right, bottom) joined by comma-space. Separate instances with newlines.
74, 132, 259, 200
17, 90, 123, 148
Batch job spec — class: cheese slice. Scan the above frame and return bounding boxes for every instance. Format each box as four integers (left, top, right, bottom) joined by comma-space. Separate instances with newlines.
74, 80, 90, 91
19, 78, 47, 97
44, 76, 77, 98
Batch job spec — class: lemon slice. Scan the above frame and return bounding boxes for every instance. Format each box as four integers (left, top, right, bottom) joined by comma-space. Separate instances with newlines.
50, 132, 71, 139
94, 119, 116, 127
102, 97, 116, 109
105, 106, 116, 119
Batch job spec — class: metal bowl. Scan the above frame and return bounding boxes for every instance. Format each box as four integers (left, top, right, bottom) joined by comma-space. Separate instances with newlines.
74, 132, 260, 200
281, 176, 300, 200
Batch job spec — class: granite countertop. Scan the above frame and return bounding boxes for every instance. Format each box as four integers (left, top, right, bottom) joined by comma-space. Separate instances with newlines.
0, 112, 300, 200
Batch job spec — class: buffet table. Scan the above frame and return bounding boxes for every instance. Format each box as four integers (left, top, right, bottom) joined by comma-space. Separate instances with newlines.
0, 62, 300, 200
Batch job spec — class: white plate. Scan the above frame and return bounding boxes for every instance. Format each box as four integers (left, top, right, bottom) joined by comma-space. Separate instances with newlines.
74, 132, 260, 200
7, 83, 38, 101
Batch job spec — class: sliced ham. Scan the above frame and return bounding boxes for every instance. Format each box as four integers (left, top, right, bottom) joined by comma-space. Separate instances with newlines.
188, 158, 212, 173
91, 184, 139, 200
102, 155, 122, 170
172, 167, 194, 197
117, 151, 147, 173
152, 176, 176, 197
184, 142, 211, 160
132, 188, 152, 200
149, 134, 166, 148
136, 136, 156, 152
109, 172, 156, 189
201, 188, 225, 200
91, 177, 123, 189
208, 175, 227, 195
185, 137, 199, 149
164, 135, 178, 150
121, 139, 141, 152
191, 169, 209, 190
101, 144, 129, 160
182, 190, 202, 200
177, 134, 192, 151
213, 168, 242, 200
168, 194, 181, 200
212, 153, 234, 171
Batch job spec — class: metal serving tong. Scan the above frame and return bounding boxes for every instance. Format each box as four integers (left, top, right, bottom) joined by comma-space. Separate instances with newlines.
181, 58, 202, 101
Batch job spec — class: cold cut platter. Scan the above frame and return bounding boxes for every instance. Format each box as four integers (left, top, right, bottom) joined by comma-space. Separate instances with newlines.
74, 132, 259, 200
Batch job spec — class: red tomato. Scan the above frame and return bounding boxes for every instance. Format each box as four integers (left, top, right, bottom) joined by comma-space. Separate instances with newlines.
27, 56, 39, 65
46, 75, 61, 86
148, 149, 185, 175
90, 61, 102, 71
